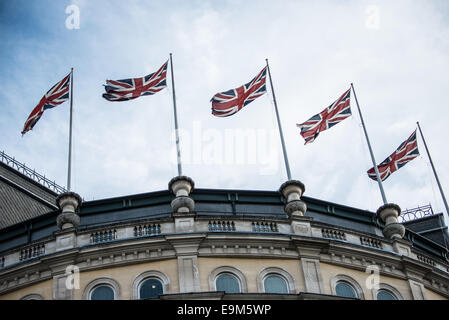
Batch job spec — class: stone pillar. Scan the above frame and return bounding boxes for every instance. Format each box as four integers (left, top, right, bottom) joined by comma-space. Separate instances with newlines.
301, 258, 325, 294
408, 280, 426, 300
168, 177, 201, 293
166, 234, 203, 293
169, 176, 195, 233
55, 192, 82, 254
280, 180, 311, 236
51, 262, 78, 300
56, 192, 82, 230
377, 203, 405, 240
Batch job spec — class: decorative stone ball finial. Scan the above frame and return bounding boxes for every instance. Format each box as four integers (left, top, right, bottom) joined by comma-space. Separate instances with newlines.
56, 192, 82, 230
377, 203, 405, 240
279, 180, 307, 217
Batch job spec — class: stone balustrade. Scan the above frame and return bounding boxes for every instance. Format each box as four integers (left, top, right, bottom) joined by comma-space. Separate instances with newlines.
0, 214, 447, 276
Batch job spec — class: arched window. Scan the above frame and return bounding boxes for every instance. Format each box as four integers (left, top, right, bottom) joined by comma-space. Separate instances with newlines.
264, 274, 289, 294
331, 275, 364, 299
139, 278, 164, 299
335, 281, 358, 299
132, 271, 169, 300
377, 289, 397, 300
216, 273, 241, 293
83, 278, 120, 300
21, 294, 44, 300
374, 283, 402, 300
209, 266, 247, 293
90, 285, 115, 300
257, 267, 295, 294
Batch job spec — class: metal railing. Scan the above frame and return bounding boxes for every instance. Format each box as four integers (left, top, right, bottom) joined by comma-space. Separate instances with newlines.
0, 150, 66, 194
400, 204, 434, 222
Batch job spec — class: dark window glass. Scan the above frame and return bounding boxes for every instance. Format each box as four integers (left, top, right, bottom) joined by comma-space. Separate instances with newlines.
264, 275, 288, 293
140, 278, 163, 299
335, 281, 357, 298
377, 289, 397, 300
91, 285, 114, 300
216, 273, 240, 293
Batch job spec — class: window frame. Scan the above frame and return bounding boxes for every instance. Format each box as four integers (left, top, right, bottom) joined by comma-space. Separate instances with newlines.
89, 284, 116, 300
257, 267, 296, 294
83, 277, 120, 300
335, 280, 358, 299
375, 284, 403, 300
132, 270, 170, 300
209, 266, 247, 293
330, 275, 364, 299
215, 272, 242, 293
138, 277, 164, 299
262, 274, 290, 294
21, 294, 44, 300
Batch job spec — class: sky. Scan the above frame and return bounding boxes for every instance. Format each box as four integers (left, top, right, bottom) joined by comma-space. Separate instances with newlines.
0, 0, 448, 222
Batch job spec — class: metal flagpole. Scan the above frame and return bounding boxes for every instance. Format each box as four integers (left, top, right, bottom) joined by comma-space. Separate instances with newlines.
169, 53, 183, 176
350, 83, 387, 204
265, 59, 292, 180
416, 121, 449, 216
67, 67, 74, 191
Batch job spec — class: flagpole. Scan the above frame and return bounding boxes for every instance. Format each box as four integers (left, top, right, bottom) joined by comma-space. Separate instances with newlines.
266, 59, 291, 180
416, 121, 449, 216
169, 53, 183, 176
350, 83, 387, 204
67, 67, 74, 191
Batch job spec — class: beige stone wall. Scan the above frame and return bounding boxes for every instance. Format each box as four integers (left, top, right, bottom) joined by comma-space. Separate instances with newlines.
197, 257, 304, 293
74, 259, 179, 300
0, 279, 53, 300
0, 259, 179, 300
1, 258, 447, 300
320, 263, 409, 299
424, 287, 447, 300
319, 262, 448, 300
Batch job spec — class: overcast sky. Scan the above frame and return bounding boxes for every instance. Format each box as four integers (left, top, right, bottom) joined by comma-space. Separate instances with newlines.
1, 0, 448, 222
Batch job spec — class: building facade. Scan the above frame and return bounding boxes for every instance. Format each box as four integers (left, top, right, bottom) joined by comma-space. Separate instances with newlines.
1, 152, 449, 300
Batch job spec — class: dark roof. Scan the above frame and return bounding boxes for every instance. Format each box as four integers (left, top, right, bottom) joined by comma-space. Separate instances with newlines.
404, 213, 449, 249
0, 151, 448, 263
0, 186, 448, 264
0, 161, 58, 229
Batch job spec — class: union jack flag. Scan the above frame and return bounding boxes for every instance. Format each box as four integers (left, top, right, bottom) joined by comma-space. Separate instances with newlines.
211, 66, 267, 117
102, 61, 168, 102
296, 88, 351, 144
22, 72, 71, 135
367, 130, 420, 181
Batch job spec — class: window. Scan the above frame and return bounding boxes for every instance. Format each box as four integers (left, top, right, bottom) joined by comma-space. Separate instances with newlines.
139, 278, 163, 299
335, 281, 357, 299
374, 284, 402, 300
216, 273, 241, 293
90, 285, 114, 300
209, 266, 247, 293
264, 274, 288, 294
132, 271, 169, 300
21, 294, 44, 300
331, 275, 364, 299
83, 278, 120, 300
257, 267, 295, 294
377, 289, 397, 300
